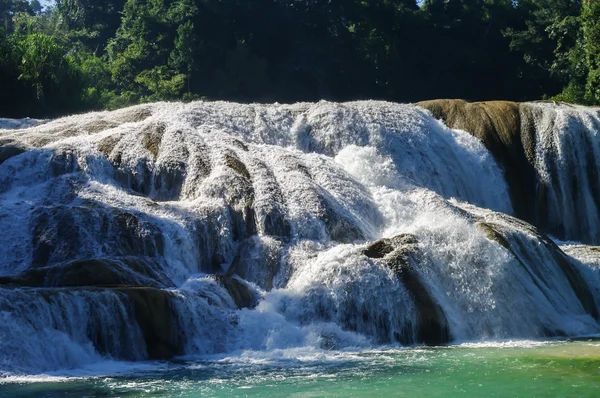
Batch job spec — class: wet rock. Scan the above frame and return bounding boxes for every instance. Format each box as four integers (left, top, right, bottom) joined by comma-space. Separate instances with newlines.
225, 153, 251, 179
0, 139, 28, 164
216, 154, 258, 240
211, 252, 226, 274
0, 285, 181, 360
562, 245, 600, 264
97, 134, 123, 158
1, 257, 170, 289
229, 237, 283, 290
364, 234, 450, 345
262, 207, 291, 239
213, 275, 255, 309
362, 234, 418, 259
81, 119, 118, 134
50, 147, 79, 177
112, 209, 165, 257
476, 222, 511, 250
31, 205, 84, 267
31, 205, 165, 268
152, 161, 186, 201
141, 123, 166, 159
115, 287, 183, 359
318, 193, 365, 243
419, 99, 600, 245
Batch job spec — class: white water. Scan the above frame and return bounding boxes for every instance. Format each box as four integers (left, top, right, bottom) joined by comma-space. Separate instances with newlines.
525, 102, 600, 243
0, 100, 598, 376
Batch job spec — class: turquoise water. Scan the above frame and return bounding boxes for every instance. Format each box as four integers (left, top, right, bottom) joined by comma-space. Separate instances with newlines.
2, 340, 599, 397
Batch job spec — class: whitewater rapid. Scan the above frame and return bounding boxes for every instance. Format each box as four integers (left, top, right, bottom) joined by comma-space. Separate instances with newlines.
0, 101, 598, 376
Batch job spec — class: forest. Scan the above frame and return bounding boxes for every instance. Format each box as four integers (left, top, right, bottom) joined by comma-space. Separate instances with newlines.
1, 0, 599, 118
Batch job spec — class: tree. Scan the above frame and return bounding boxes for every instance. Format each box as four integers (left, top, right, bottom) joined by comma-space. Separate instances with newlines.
169, 0, 198, 93
15, 32, 63, 101
1, 0, 34, 33
506, 0, 582, 100
54, 0, 126, 53
581, 0, 600, 103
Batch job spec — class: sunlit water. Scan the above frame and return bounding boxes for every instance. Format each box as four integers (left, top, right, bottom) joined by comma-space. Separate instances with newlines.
2, 340, 598, 397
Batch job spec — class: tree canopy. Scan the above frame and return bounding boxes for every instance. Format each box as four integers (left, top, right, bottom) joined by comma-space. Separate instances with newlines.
1, 0, 599, 117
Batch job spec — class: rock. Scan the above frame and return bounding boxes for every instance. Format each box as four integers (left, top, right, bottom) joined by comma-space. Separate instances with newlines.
362, 234, 419, 259
0, 285, 182, 360
475, 222, 511, 250
211, 252, 226, 274
363, 234, 450, 345
262, 206, 292, 239
97, 134, 123, 158
562, 245, 600, 266
80, 119, 118, 134
419, 99, 600, 245
213, 275, 255, 309
228, 237, 283, 290
115, 287, 183, 359
31, 205, 84, 267
0, 256, 171, 289
219, 154, 258, 240
112, 209, 165, 257
30, 205, 165, 268
151, 161, 186, 201
225, 153, 251, 180
0, 139, 28, 164
319, 194, 365, 243
141, 122, 166, 159
50, 147, 79, 177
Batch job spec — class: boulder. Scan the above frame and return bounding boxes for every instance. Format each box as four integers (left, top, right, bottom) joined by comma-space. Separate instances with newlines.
115, 287, 183, 359
213, 275, 255, 309
0, 139, 28, 164
363, 234, 450, 345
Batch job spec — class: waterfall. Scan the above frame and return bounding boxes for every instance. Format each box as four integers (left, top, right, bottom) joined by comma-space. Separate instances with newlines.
0, 100, 598, 375
524, 102, 600, 243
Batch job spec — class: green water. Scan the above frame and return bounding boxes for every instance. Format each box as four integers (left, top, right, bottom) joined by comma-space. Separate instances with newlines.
2, 340, 599, 397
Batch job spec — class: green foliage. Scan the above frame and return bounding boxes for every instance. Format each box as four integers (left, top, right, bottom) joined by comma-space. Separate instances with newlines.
581, 0, 600, 103
16, 33, 63, 100
134, 66, 185, 101
3, 0, 600, 118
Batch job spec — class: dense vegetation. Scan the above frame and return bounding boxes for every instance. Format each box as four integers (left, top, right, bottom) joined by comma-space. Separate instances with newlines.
1, 0, 599, 117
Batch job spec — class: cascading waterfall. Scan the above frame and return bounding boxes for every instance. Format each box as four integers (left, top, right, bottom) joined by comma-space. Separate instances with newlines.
0, 100, 598, 376
526, 102, 600, 243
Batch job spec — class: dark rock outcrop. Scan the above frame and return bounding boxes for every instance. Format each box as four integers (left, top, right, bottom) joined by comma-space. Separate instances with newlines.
0, 257, 169, 289
115, 287, 183, 359
31, 205, 165, 268
225, 237, 283, 291
363, 234, 450, 345
0, 139, 29, 164
213, 275, 255, 309
0, 285, 182, 360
